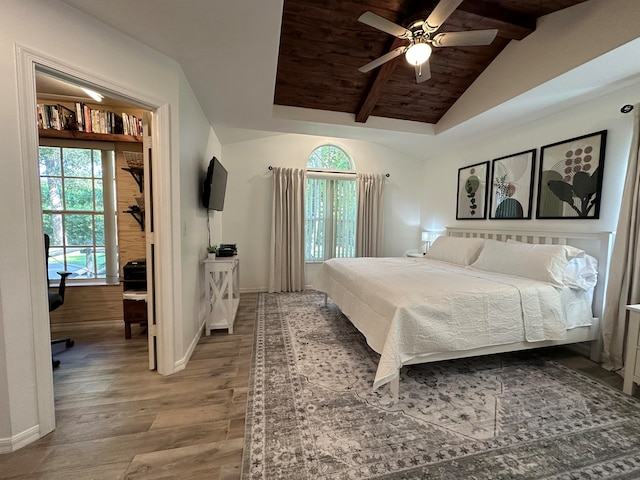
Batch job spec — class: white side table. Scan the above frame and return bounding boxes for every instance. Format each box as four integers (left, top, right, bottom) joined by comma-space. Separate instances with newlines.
623, 304, 640, 395
203, 255, 239, 334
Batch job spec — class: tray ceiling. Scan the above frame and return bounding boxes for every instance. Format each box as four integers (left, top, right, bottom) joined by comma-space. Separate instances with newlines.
274, 0, 589, 125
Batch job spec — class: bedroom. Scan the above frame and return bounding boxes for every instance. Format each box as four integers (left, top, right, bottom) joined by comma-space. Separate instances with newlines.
1, 0, 640, 471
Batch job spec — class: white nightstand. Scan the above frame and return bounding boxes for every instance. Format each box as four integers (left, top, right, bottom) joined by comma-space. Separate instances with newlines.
623, 304, 640, 395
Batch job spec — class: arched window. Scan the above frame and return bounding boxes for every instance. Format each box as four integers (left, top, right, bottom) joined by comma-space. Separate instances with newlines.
305, 145, 357, 262
307, 144, 354, 171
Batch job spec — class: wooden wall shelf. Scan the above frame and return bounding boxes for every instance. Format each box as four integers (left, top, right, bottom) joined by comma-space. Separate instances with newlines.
38, 128, 142, 143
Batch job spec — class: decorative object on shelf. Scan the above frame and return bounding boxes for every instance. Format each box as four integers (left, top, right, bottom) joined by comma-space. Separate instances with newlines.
489, 149, 536, 220
536, 130, 607, 219
123, 151, 143, 168
207, 244, 218, 259
456, 161, 489, 220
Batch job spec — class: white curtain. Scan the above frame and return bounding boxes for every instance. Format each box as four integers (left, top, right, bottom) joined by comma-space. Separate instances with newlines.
356, 172, 384, 257
269, 167, 306, 293
602, 106, 640, 371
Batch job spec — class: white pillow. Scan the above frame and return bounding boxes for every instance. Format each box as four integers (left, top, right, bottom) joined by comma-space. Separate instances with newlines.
425, 236, 485, 266
470, 239, 584, 287
563, 254, 598, 290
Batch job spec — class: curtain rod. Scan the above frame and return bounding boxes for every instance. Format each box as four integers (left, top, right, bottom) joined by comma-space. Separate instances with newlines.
268, 166, 390, 177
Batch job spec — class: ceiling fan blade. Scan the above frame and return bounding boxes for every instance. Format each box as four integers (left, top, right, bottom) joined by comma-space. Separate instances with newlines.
415, 60, 432, 84
424, 0, 464, 32
432, 29, 498, 47
359, 46, 406, 73
358, 11, 411, 39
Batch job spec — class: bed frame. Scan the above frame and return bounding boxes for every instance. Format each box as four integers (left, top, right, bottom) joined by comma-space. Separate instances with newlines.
383, 227, 615, 399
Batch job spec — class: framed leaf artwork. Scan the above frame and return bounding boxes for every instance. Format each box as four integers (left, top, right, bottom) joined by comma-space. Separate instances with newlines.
456, 161, 489, 220
489, 149, 536, 220
536, 130, 607, 219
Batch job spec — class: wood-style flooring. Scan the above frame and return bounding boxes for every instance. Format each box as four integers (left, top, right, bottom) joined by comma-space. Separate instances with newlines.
0, 292, 635, 479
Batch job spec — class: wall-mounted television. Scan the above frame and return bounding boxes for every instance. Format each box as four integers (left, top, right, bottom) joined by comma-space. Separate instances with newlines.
201, 156, 228, 211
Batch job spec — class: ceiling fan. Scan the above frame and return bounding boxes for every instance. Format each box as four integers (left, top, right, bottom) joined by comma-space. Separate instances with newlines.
358, 0, 498, 83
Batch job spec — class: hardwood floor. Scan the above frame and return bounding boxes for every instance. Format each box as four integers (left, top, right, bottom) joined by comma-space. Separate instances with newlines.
0, 292, 634, 479
0, 293, 257, 480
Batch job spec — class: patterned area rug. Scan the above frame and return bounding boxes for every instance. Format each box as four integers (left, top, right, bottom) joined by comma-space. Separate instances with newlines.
242, 291, 640, 479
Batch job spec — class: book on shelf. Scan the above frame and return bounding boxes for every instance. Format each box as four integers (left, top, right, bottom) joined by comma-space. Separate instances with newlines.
38, 101, 142, 137
36, 103, 77, 131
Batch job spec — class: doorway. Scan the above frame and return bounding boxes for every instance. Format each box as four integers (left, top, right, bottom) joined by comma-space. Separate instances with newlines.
37, 70, 158, 370
16, 45, 175, 439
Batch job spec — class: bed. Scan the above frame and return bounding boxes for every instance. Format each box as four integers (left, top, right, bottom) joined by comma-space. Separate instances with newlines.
313, 227, 614, 398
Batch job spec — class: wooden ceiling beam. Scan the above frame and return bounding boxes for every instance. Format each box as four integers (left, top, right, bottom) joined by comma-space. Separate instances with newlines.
356, 38, 405, 123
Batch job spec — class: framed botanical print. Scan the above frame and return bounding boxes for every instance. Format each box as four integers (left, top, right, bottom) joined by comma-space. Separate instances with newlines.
536, 130, 607, 219
456, 161, 489, 220
489, 149, 536, 219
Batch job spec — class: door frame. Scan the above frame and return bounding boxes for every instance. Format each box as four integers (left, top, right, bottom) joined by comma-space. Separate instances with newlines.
16, 45, 176, 437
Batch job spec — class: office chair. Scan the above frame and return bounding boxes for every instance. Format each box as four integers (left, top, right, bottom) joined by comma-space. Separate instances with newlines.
45, 234, 74, 368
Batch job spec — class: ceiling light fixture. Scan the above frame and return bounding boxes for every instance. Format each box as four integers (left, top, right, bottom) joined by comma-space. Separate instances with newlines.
81, 87, 104, 102
405, 41, 432, 66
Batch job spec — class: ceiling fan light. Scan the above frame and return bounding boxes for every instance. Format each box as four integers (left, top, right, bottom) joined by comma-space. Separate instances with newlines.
405, 42, 432, 66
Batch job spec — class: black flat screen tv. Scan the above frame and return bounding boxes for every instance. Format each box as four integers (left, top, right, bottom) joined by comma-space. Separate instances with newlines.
201, 156, 228, 211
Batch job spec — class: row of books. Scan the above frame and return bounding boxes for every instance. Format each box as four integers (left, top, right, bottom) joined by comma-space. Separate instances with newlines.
36, 103, 143, 136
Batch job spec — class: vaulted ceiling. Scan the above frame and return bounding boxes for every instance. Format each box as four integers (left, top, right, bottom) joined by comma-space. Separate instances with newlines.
274, 0, 588, 125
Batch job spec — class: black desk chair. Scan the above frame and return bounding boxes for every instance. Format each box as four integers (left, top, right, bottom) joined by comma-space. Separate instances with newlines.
45, 234, 74, 368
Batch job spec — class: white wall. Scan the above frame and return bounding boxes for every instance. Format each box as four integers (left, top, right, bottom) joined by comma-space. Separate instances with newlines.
0, 0, 212, 450
221, 134, 423, 291
421, 83, 638, 234
177, 69, 219, 365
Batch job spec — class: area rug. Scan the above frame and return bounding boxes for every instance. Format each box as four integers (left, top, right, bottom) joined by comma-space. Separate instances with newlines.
241, 291, 640, 479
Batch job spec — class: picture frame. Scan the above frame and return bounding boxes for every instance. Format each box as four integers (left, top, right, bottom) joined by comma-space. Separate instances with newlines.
536, 130, 607, 219
489, 149, 536, 220
456, 161, 489, 220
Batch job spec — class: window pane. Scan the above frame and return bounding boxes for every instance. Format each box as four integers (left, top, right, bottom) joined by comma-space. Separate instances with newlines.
47, 247, 65, 279
64, 178, 94, 210
67, 246, 95, 279
43, 213, 64, 245
95, 247, 106, 278
39, 146, 61, 176
41, 177, 63, 210
94, 214, 105, 245
307, 145, 352, 170
334, 180, 357, 258
93, 150, 103, 177
65, 214, 94, 245
63, 148, 93, 177
94, 179, 104, 210
305, 178, 329, 262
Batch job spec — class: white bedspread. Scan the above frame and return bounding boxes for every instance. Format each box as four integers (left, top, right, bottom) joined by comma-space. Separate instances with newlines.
313, 257, 571, 390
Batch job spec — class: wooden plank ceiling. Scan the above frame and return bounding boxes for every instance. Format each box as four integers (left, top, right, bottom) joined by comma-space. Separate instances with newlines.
274, 0, 589, 125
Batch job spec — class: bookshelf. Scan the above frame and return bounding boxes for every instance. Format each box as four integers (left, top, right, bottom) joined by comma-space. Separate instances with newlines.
38, 128, 142, 143
36, 98, 144, 142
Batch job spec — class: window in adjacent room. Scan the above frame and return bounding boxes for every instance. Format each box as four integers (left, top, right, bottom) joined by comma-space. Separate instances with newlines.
39, 140, 118, 284
305, 144, 357, 262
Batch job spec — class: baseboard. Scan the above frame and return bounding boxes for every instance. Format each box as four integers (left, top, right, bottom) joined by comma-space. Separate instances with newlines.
239, 287, 268, 294
174, 313, 207, 372
0, 425, 40, 453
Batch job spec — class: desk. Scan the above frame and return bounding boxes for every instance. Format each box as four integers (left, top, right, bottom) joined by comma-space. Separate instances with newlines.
203, 255, 239, 334
623, 304, 640, 395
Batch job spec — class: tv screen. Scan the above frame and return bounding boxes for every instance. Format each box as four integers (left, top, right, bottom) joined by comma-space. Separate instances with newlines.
201, 156, 228, 210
